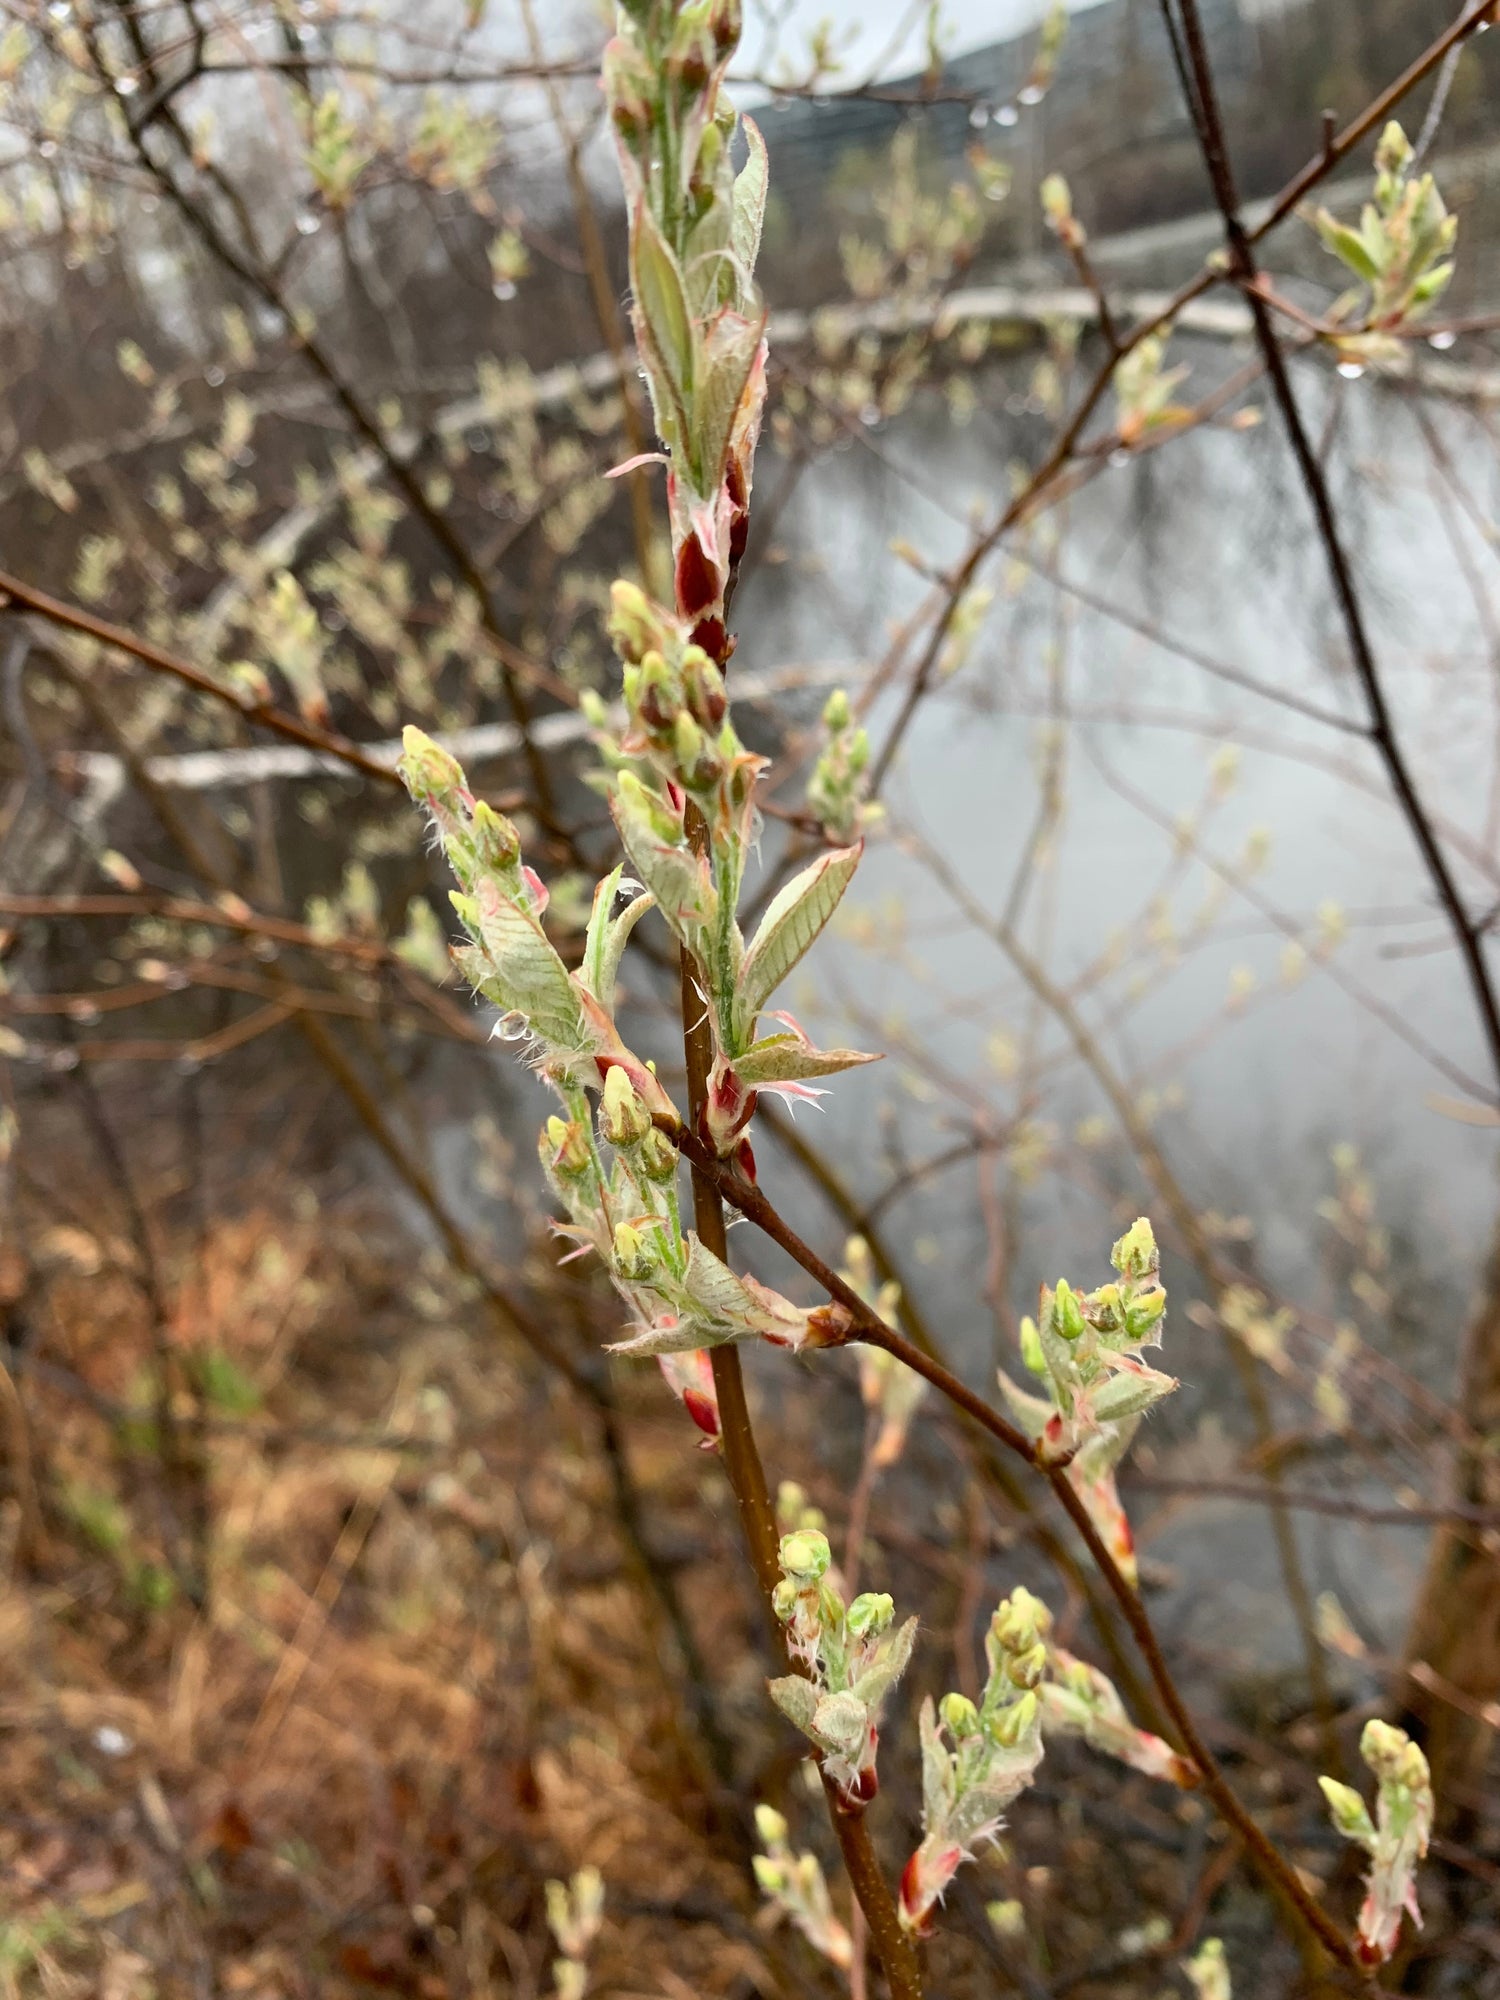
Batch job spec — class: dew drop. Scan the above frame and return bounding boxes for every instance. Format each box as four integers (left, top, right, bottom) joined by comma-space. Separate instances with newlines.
969, 104, 990, 129
995, 103, 1019, 127
859, 402, 881, 427
38, 138, 58, 158
295, 210, 320, 236
205, 364, 225, 386
1336, 360, 1365, 380
492, 278, 517, 301
47, 1, 72, 20
1427, 329, 1457, 350
49, 1047, 80, 1073
115, 73, 140, 96
1017, 83, 1045, 106
1109, 447, 1132, 469
493, 1011, 530, 1043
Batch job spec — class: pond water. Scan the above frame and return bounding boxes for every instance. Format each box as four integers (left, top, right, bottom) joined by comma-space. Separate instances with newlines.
433, 331, 1500, 1678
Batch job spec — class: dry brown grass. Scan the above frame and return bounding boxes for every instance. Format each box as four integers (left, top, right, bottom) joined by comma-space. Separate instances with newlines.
0, 1126, 784, 2000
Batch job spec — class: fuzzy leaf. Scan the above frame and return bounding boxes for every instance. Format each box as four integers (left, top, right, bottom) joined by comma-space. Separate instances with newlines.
581, 865, 655, 1017
768, 1674, 819, 1735
608, 1310, 719, 1358
471, 879, 585, 1047
633, 205, 693, 383
679, 1235, 812, 1346
691, 307, 766, 497
610, 784, 717, 942
1090, 1355, 1177, 1423
1314, 211, 1382, 284
736, 843, 862, 1042
918, 1698, 956, 1823
849, 1616, 919, 1714
812, 1689, 870, 1760
995, 1367, 1058, 1441
731, 116, 769, 291
734, 1032, 881, 1087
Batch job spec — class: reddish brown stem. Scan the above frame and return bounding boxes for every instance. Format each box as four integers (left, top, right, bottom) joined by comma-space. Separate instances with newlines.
674, 809, 922, 2000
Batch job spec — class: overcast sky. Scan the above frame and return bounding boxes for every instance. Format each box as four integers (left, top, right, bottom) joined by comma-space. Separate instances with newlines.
545, 1, 1111, 81
735, 0, 1108, 78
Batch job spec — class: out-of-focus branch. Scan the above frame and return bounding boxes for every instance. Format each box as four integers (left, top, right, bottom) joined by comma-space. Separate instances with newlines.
1161, 0, 1500, 1100
0, 568, 401, 787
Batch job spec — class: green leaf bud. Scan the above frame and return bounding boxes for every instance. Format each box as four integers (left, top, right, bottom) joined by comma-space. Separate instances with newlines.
470, 798, 521, 871
846, 1591, 894, 1637
398, 724, 466, 802
1124, 1285, 1167, 1338
992, 1690, 1039, 1747
615, 769, 685, 844
1319, 1775, 1376, 1845
601, 1065, 652, 1148
779, 1528, 831, 1580
637, 1125, 680, 1182
612, 1220, 656, 1282
607, 578, 671, 665
1018, 1314, 1047, 1377
939, 1690, 981, 1738
1374, 119, 1412, 180
635, 649, 678, 734
822, 687, 852, 733
674, 708, 705, 774
1008, 1641, 1048, 1690
1053, 1278, 1086, 1340
682, 647, 727, 729
544, 1115, 592, 1179
751, 1853, 788, 1894
1111, 1216, 1158, 1280
754, 1803, 788, 1847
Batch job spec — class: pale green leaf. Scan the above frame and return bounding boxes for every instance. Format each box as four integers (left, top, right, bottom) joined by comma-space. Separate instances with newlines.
472, 879, 586, 1047
733, 1033, 880, 1087
736, 843, 861, 1040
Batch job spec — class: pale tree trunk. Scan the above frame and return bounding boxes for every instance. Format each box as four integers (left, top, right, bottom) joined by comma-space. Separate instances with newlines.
1400, 1202, 1500, 1823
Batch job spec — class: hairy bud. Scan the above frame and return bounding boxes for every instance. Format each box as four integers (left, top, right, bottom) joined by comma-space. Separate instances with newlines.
544, 1115, 592, 1179
612, 1220, 656, 1282
779, 1528, 831, 1580
601, 1065, 652, 1148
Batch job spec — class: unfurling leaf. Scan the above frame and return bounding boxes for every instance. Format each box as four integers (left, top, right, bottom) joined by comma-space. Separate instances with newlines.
733, 1028, 881, 1087
735, 843, 862, 1043
470, 879, 586, 1050
731, 116, 770, 283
